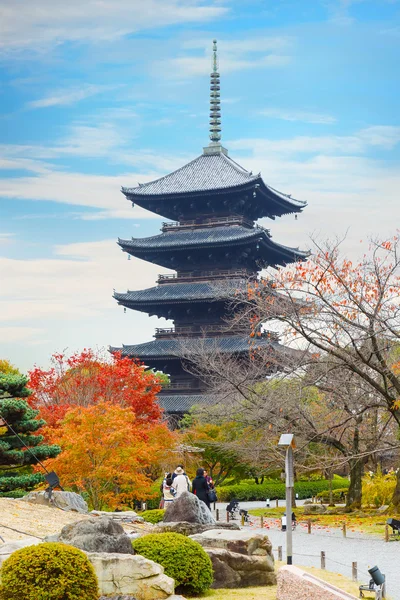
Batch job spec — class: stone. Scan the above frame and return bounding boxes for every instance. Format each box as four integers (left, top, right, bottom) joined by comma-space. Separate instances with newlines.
87, 552, 175, 600
206, 548, 276, 589
58, 517, 134, 554
99, 597, 138, 600
189, 528, 272, 556
303, 504, 327, 515
277, 565, 358, 599
157, 521, 239, 536
21, 490, 88, 513
163, 491, 215, 525
91, 510, 144, 523
0, 538, 40, 567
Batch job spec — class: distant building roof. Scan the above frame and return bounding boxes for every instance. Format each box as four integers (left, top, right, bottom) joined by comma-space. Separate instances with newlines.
123, 152, 259, 197
118, 224, 309, 266
114, 279, 243, 305
157, 394, 216, 414
110, 335, 282, 360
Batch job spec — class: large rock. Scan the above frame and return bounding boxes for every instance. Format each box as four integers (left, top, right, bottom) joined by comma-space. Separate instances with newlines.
157, 521, 239, 536
0, 538, 40, 567
21, 490, 88, 513
88, 552, 174, 600
190, 529, 272, 556
58, 517, 134, 554
303, 504, 327, 515
163, 491, 215, 525
206, 548, 276, 588
91, 510, 144, 523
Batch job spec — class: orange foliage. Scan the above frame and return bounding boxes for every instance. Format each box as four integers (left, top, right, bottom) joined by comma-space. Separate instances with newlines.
42, 401, 176, 509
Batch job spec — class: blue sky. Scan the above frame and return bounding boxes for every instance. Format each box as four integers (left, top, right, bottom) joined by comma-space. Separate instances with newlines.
1, 0, 399, 372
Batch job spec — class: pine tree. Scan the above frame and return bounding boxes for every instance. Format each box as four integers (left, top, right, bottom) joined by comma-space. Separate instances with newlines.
0, 372, 61, 497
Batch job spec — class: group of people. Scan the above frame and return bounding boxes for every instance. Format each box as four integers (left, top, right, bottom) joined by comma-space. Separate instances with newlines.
161, 465, 215, 510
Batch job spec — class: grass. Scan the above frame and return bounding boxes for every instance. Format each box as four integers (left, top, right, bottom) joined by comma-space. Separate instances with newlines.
197, 562, 378, 600
249, 506, 400, 537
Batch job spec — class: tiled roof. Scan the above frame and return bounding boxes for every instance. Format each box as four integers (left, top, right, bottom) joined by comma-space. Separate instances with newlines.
157, 394, 216, 413
114, 279, 244, 304
123, 152, 259, 197
118, 225, 264, 251
110, 335, 280, 359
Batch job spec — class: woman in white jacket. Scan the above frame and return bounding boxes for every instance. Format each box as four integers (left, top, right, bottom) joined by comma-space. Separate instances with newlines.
172, 466, 191, 497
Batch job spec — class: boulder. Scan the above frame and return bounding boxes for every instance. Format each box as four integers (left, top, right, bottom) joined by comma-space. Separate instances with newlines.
206, 548, 276, 588
21, 490, 88, 513
163, 491, 215, 525
157, 521, 239, 536
0, 538, 40, 567
87, 552, 174, 600
58, 517, 134, 554
303, 504, 327, 515
91, 510, 144, 523
189, 529, 272, 556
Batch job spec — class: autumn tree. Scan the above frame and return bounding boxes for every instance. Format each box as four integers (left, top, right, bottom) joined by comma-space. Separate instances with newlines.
43, 401, 176, 510
29, 349, 165, 427
243, 235, 400, 505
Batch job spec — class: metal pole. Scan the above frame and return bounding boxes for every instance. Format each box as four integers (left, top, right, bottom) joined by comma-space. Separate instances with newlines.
352, 562, 357, 581
285, 446, 293, 565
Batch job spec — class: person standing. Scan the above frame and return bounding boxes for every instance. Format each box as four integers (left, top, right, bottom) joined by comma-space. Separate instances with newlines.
191, 467, 210, 509
172, 466, 191, 497
163, 476, 176, 506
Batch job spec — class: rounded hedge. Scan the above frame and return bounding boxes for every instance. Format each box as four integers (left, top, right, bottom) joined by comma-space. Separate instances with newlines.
141, 508, 165, 524
132, 532, 213, 594
0, 542, 99, 600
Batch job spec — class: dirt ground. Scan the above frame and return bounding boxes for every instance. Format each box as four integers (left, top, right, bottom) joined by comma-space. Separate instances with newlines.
0, 498, 153, 542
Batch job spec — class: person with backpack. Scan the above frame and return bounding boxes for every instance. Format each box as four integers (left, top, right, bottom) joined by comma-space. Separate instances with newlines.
172, 466, 191, 497
163, 475, 177, 505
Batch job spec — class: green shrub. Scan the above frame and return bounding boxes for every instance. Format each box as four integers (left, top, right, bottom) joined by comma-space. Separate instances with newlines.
0, 542, 98, 600
0, 490, 26, 499
362, 470, 396, 507
141, 508, 165, 523
132, 532, 213, 594
316, 488, 348, 502
217, 478, 349, 501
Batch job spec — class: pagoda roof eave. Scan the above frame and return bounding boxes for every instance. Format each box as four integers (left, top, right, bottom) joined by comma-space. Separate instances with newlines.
113, 280, 244, 306
110, 335, 286, 361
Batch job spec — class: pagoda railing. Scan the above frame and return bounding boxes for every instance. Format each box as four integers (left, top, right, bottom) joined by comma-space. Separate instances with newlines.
163, 381, 201, 390
154, 325, 279, 339
157, 269, 250, 284
161, 215, 254, 231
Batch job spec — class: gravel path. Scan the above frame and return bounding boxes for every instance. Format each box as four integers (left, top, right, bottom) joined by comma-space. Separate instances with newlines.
213, 500, 399, 598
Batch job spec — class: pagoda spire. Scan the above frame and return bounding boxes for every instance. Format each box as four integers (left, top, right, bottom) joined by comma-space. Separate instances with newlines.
209, 39, 221, 143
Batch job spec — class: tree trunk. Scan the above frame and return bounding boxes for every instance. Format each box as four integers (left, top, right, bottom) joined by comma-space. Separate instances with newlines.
346, 425, 363, 509
391, 466, 400, 507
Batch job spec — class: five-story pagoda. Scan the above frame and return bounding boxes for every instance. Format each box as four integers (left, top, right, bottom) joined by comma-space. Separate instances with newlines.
111, 41, 308, 416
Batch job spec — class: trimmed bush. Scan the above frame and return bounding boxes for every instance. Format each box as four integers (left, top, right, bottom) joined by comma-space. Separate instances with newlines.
132, 532, 213, 594
141, 508, 165, 523
0, 542, 99, 600
316, 488, 348, 502
217, 478, 349, 501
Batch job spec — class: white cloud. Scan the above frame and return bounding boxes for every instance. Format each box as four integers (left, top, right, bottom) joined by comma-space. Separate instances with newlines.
0, 327, 44, 343
260, 108, 336, 125
0, 1, 228, 53
27, 84, 118, 109
157, 35, 292, 78
0, 238, 173, 370
0, 233, 14, 246
228, 126, 400, 156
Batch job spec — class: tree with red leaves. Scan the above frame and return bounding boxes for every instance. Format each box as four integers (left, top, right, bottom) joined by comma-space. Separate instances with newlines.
29, 349, 165, 428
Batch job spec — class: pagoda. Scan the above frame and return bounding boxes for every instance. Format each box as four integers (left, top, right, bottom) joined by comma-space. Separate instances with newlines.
111, 40, 308, 416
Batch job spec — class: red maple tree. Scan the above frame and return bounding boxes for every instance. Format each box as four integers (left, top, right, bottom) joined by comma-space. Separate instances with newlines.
29, 349, 164, 427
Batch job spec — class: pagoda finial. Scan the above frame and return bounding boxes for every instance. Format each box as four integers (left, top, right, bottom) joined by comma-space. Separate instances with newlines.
209, 39, 221, 143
